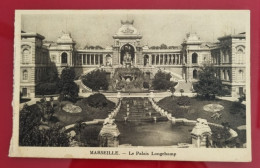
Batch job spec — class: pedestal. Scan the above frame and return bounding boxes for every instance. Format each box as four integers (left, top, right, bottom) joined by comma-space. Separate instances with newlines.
99, 124, 120, 147
191, 118, 212, 148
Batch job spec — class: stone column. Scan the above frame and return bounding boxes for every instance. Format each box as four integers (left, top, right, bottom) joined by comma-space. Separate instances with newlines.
98, 54, 100, 65
81, 54, 84, 65
163, 54, 165, 65
103, 54, 106, 66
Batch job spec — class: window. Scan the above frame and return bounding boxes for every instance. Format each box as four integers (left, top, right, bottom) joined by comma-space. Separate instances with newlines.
22, 49, 30, 64
61, 52, 68, 64
106, 55, 112, 66
144, 55, 149, 66
238, 69, 244, 81
193, 69, 198, 79
78, 55, 82, 65
237, 49, 244, 64
227, 70, 230, 81
23, 70, 28, 81
225, 50, 230, 63
22, 88, 27, 97
192, 53, 198, 64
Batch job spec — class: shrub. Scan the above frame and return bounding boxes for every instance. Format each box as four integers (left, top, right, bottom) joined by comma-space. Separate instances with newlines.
176, 96, 191, 107
82, 69, 109, 91
87, 93, 108, 108
238, 93, 246, 103
36, 82, 59, 95
19, 102, 70, 146
143, 81, 149, 89
152, 70, 175, 90
230, 101, 246, 115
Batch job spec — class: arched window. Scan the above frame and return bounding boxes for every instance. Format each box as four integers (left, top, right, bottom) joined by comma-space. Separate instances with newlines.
22, 49, 30, 64
23, 70, 28, 81
222, 70, 225, 80
227, 70, 230, 81
192, 53, 198, 64
223, 70, 227, 80
237, 48, 244, 64
226, 50, 230, 63
144, 55, 149, 66
106, 54, 112, 66
193, 69, 198, 79
61, 52, 68, 64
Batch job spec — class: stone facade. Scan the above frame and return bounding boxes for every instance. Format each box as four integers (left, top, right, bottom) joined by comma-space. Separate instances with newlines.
20, 32, 49, 98
210, 33, 246, 97
20, 20, 246, 98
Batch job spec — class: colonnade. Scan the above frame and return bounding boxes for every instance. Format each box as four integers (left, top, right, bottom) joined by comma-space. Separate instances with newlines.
144, 54, 183, 66
76, 54, 104, 65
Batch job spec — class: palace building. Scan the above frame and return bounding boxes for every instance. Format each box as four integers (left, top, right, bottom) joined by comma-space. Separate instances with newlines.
20, 20, 246, 98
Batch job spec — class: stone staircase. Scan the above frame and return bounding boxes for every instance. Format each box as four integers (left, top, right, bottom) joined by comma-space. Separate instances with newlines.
115, 97, 168, 122
175, 80, 193, 93
75, 80, 93, 93
76, 67, 98, 93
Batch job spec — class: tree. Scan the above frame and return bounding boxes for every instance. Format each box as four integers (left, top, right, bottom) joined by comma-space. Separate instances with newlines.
73, 120, 87, 142
35, 62, 60, 95
193, 64, 224, 99
58, 67, 79, 101
152, 70, 175, 90
19, 103, 70, 146
82, 69, 109, 91
170, 83, 178, 97
160, 44, 168, 49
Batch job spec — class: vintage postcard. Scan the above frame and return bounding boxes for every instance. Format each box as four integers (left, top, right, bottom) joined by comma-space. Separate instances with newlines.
9, 10, 251, 162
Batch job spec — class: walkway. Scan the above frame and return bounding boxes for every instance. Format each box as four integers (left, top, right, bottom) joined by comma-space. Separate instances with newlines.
175, 80, 193, 93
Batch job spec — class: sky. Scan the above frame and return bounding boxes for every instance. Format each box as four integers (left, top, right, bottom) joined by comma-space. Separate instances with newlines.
21, 10, 249, 48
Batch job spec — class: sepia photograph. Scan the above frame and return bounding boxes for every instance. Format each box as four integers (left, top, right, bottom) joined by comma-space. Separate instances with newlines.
9, 10, 251, 161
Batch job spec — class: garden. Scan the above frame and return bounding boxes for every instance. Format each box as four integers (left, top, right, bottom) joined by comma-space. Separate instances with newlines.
157, 96, 247, 146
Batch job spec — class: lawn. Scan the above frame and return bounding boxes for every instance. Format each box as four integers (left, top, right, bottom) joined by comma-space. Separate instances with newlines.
158, 96, 247, 145
53, 98, 115, 126
157, 96, 246, 129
